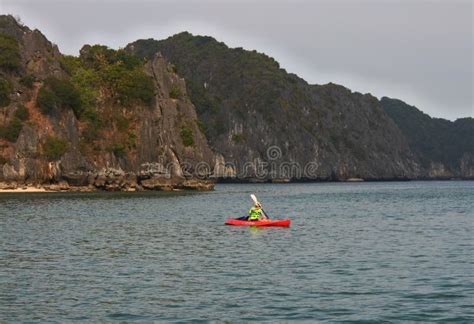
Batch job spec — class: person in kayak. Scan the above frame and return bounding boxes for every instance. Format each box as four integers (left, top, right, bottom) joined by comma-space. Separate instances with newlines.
247, 202, 268, 221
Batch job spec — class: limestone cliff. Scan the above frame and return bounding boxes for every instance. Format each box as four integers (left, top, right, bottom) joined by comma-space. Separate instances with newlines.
0, 16, 214, 191
1, 16, 471, 189
127, 33, 419, 181
381, 97, 474, 179
127, 33, 473, 181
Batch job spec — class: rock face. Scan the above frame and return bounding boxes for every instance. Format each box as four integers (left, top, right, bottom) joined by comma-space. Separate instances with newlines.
127, 33, 419, 181
1, 16, 471, 189
0, 16, 215, 191
127, 33, 473, 181
381, 97, 474, 179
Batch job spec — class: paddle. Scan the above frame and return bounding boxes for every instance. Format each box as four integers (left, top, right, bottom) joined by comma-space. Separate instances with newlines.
250, 194, 270, 220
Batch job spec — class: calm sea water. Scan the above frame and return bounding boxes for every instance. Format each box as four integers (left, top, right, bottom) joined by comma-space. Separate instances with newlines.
0, 181, 473, 322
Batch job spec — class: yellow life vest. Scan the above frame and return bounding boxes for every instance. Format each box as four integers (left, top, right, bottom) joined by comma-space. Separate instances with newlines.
248, 207, 262, 221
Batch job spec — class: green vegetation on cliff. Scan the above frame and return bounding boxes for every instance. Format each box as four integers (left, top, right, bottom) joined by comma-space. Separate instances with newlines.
0, 33, 21, 71
180, 126, 194, 146
0, 105, 29, 142
0, 117, 22, 142
169, 84, 182, 99
19, 74, 35, 88
37, 87, 58, 114
59, 46, 155, 150
381, 97, 474, 172
43, 136, 69, 161
62, 45, 154, 109
14, 105, 29, 121
106, 143, 126, 158
38, 77, 83, 116
0, 77, 12, 106
127, 33, 300, 123
127, 33, 289, 141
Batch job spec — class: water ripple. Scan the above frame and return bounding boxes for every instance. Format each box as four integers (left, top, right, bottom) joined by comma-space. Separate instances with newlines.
0, 181, 473, 321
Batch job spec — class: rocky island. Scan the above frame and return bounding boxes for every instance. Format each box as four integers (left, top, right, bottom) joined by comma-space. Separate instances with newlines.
0, 16, 214, 191
0, 15, 472, 191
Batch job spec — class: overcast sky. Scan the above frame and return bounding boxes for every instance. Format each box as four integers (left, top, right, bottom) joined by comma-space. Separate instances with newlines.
1, 0, 472, 120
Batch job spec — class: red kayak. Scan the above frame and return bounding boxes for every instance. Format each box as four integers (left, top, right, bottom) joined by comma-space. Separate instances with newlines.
225, 219, 291, 227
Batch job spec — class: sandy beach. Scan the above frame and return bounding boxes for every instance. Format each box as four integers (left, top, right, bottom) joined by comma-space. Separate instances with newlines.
0, 187, 48, 193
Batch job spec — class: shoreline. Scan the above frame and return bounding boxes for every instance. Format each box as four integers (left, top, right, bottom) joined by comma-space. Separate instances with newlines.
1, 178, 472, 194
0, 178, 215, 193
0, 187, 48, 193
